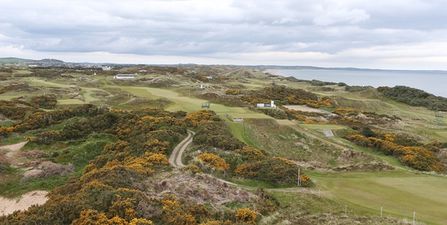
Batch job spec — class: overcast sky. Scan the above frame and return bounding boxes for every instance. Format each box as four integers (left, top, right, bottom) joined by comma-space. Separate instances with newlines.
1, 0, 447, 69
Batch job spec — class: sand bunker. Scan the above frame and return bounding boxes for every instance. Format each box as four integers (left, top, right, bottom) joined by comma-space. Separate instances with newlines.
283, 105, 333, 115
0, 191, 48, 216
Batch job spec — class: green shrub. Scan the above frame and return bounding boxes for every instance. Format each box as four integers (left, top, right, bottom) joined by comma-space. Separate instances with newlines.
378, 86, 447, 111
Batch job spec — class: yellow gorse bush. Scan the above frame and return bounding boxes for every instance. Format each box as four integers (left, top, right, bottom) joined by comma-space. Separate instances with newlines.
197, 152, 230, 171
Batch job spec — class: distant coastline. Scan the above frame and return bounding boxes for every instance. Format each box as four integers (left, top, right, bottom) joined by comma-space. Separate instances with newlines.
266, 68, 447, 97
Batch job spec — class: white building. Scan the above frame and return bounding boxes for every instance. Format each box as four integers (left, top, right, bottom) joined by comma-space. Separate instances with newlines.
256, 100, 276, 108
114, 74, 137, 80
102, 66, 112, 71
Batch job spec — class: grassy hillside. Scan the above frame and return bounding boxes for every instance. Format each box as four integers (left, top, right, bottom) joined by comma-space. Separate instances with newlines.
1, 65, 447, 224
315, 171, 447, 225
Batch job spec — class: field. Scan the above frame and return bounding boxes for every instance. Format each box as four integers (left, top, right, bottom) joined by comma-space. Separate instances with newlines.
272, 78, 447, 143
2, 66, 447, 224
228, 117, 447, 224
111, 85, 270, 119
315, 171, 447, 225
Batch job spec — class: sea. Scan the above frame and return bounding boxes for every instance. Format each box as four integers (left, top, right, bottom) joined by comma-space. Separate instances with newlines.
267, 68, 447, 97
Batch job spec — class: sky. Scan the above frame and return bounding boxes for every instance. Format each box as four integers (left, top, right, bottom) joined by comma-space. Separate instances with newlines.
0, 0, 447, 69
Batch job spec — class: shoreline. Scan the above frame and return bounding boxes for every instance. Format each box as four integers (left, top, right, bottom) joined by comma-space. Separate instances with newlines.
264, 68, 447, 98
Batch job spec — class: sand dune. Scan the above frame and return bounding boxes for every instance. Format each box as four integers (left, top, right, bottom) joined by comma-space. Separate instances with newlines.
0, 191, 48, 216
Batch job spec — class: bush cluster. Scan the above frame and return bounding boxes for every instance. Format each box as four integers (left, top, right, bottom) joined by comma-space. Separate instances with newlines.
346, 133, 445, 172
378, 86, 447, 111
30, 95, 58, 109
2, 106, 270, 224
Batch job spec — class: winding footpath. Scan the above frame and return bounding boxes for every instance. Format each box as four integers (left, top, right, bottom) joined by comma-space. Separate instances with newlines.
168, 130, 236, 187
168, 129, 325, 195
169, 130, 195, 168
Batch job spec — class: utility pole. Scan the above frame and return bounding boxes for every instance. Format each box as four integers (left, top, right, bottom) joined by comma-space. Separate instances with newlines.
297, 167, 301, 186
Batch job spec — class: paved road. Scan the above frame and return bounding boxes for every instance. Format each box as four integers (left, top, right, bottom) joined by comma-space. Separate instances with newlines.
169, 130, 195, 168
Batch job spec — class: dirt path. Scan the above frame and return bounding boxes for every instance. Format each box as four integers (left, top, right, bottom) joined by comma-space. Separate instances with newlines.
169, 130, 195, 168
168, 129, 327, 196
0, 142, 49, 216
0, 191, 48, 216
0, 141, 28, 166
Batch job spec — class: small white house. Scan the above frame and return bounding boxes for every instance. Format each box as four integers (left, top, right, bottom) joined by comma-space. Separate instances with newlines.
256, 100, 276, 108
102, 66, 112, 71
114, 74, 137, 80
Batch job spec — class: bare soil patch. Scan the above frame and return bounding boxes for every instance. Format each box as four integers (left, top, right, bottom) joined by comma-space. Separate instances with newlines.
0, 191, 48, 216
283, 105, 333, 115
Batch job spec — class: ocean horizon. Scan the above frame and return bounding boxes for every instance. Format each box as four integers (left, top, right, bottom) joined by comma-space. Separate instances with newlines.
268, 68, 447, 97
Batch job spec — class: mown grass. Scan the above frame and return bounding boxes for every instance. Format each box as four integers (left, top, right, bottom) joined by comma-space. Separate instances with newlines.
0, 92, 26, 100
22, 77, 75, 88
226, 120, 259, 147
232, 117, 447, 224
314, 171, 447, 225
21, 77, 112, 105
2, 72, 446, 224
301, 124, 348, 131
24, 77, 75, 88
109, 85, 270, 119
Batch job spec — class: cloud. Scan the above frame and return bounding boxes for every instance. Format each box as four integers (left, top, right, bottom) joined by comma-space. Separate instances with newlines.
0, 0, 446, 69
